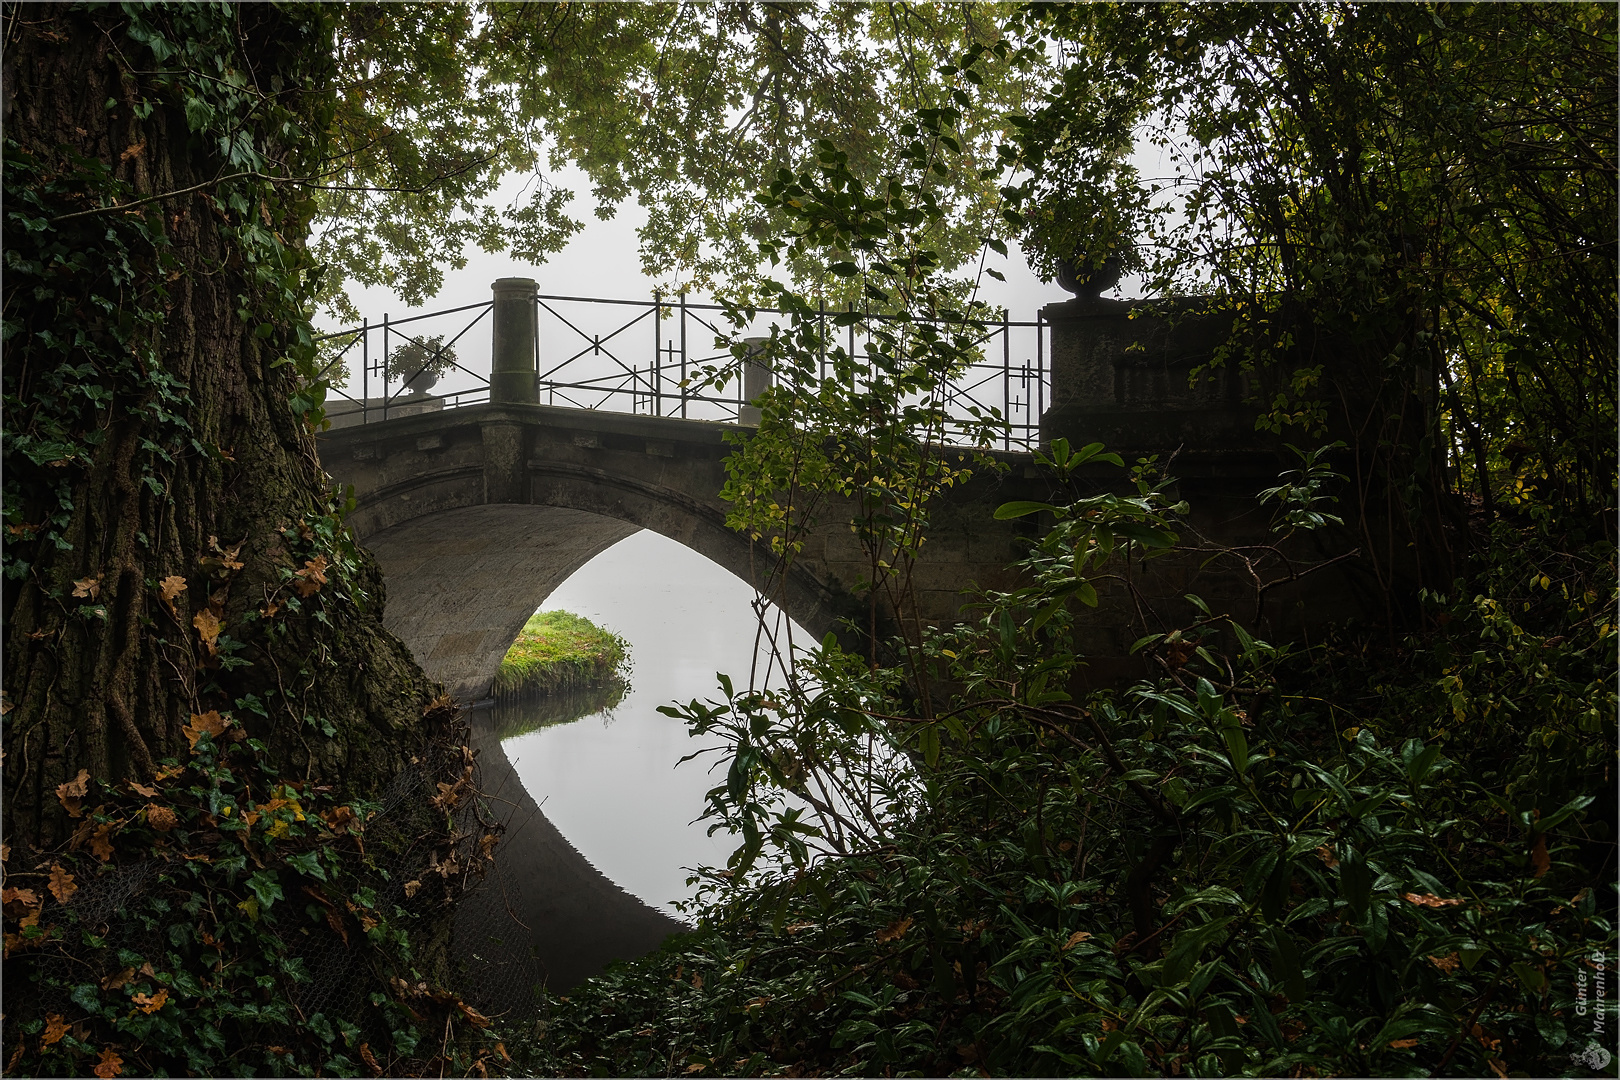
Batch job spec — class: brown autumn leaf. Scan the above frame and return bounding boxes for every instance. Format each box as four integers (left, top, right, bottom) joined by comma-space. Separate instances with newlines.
359, 1042, 381, 1076
133, 987, 168, 1014
192, 609, 222, 654
691, 972, 703, 990
1, 842, 9, 862
56, 768, 91, 818
1402, 892, 1464, 908
119, 141, 145, 161
154, 764, 185, 782
322, 805, 359, 834
1062, 930, 1094, 951
183, 710, 228, 750
1429, 952, 1461, 974
159, 575, 188, 604
146, 804, 179, 832
129, 782, 159, 798
876, 916, 913, 943
72, 575, 101, 600
47, 863, 76, 905
42, 1013, 69, 1046
1315, 845, 1340, 869
457, 1000, 493, 1029
403, 880, 422, 898
260, 600, 281, 619
198, 536, 245, 577
1530, 832, 1550, 878
423, 692, 456, 718
2, 886, 40, 915
1388, 1037, 1420, 1050
478, 833, 499, 860
292, 554, 329, 597
102, 967, 135, 991
89, 823, 116, 862
93, 1047, 123, 1077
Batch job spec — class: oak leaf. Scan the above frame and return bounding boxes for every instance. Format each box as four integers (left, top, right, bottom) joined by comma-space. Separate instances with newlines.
42, 1013, 68, 1046
159, 575, 187, 604
47, 863, 76, 904
403, 879, 422, 898
292, 554, 329, 597
129, 782, 159, 798
192, 609, 222, 654
89, 823, 117, 862
2, 886, 40, 914
183, 710, 228, 750
57, 768, 91, 817
102, 967, 135, 990
72, 575, 101, 599
93, 1047, 123, 1077
133, 987, 168, 1014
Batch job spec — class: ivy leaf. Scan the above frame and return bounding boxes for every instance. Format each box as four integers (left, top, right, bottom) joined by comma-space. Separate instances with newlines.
247, 870, 284, 910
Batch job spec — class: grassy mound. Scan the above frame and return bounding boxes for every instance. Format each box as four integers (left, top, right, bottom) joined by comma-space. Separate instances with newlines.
494, 610, 629, 703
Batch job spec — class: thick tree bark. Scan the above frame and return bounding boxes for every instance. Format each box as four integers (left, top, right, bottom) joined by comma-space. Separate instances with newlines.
2, 7, 438, 882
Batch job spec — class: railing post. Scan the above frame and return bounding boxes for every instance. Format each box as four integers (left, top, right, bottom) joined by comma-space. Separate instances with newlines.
360, 317, 369, 424
653, 291, 662, 416
490, 277, 540, 405
381, 313, 390, 422
739, 336, 772, 425
679, 292, 688, 419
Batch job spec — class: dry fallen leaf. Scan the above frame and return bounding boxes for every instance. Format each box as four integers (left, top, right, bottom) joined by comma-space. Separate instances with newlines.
691, 972, 703, 990
183, 710, 228, 750
1062, 930, 1094, 951
129, 782, 159, 798
403, 880, 422, 898
1402, 892, 1464, 908
359, 1042, 381, 1075
1316, 845, 1339, 869
119, 141, 145, 161
292, 554, 329, 597
56, 769, 90, 818
1530, 832, 1550, 878
159, 575, 187, 603
1388, 1037, 1420, 1050
93, 1047, 123, 1078
457, 1000, 492, 1028
47, 863, 76, 905
146, 804, 179, 832
1429, 952, 1461, 974
133, 987, 168, 1014
41, 1013, 69, 1046
876, 916, 913, 943
72, 575, 101, 599
89, 823, 116, 862
2, 886, 40, 915
192, 609, 222, 653
102, 967, 135, 991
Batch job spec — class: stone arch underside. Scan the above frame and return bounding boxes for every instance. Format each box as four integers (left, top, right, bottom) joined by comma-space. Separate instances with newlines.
362, 493, 842, 704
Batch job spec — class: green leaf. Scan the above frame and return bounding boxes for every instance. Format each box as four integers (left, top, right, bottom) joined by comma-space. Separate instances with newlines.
994, 500, 1059, 519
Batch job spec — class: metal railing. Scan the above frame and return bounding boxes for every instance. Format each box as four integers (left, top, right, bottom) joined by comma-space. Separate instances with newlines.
316, 289, 1051, 450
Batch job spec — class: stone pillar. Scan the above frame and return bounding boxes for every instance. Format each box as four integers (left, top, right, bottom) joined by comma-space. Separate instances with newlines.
481, 421, 525, 504
738, 336, 772, 426
1039, 297, 1251, 454
490, 278, 539, 405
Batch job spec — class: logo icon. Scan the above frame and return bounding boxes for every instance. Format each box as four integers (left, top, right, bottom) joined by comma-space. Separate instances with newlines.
1572, 1042, 1613, 1071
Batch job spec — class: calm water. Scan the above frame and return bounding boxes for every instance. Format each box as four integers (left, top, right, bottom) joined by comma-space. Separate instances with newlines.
496, 529, 802, 916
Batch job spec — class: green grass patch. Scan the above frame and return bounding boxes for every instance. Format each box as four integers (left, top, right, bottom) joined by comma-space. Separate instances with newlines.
494, 610, 629, 702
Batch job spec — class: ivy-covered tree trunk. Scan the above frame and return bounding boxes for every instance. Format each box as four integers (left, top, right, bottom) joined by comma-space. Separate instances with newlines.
3, 8, 492, 1074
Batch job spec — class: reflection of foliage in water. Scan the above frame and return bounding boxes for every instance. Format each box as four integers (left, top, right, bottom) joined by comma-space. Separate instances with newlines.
488, 682, 628, 743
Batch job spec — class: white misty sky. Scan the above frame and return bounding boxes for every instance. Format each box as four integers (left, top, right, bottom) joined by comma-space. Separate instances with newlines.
320, 161, 1083, 336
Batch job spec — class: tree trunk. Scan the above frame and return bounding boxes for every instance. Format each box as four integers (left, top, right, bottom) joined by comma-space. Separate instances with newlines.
3, 7, 483, 1072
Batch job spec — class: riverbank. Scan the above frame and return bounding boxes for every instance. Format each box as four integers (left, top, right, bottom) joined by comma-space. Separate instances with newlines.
494, 610, 628, 705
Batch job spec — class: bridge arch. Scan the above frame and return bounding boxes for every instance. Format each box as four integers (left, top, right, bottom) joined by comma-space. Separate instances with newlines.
322, 403, 865, 701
